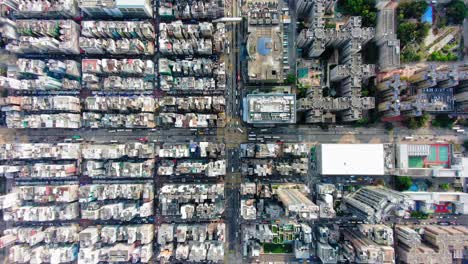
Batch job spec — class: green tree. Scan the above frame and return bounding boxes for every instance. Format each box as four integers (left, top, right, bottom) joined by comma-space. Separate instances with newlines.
384, 122, 394, 131
406, 117, 419, 129
297, 86, 307, 98
398, 22, 418, 47
406, 114, 430, 129
446, 0, 467, 25
339, 0, 377, 27
431, 114, 455, 128
319, 123, 329, 130
439, 183, 450, 191
395, 176, 413, 191
401, 48, 421, 62
410, 211, 429, 219
416, 23, 430, 42
285, 74, 297, 85
398, 22, 430, 48
398, 0, 428, 19
429, 51, 458, 62
417, 113, 430, 127
355, 117, 369, 126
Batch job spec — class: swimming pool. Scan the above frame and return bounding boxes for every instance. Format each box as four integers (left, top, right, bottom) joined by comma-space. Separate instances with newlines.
421, 6, 433, 25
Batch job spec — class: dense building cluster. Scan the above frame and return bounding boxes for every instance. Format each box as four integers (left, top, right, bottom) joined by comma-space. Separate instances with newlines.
378, 65, 468, 119
240, 143, 309, 177
0, 0, 467, 263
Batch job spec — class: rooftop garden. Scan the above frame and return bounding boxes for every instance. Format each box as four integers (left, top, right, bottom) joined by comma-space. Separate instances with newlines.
263, 243, 294, 254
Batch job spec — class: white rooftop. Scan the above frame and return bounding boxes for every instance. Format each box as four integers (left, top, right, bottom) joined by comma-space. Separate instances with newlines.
320, 144, 385, 175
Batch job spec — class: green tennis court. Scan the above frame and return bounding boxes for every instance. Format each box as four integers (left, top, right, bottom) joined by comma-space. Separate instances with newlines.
428, 146, 438, 162
438, 146, 449, 162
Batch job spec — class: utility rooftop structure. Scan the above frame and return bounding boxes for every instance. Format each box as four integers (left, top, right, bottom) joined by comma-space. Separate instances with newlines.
243, 94, 296, 124
317, 144, 385, 175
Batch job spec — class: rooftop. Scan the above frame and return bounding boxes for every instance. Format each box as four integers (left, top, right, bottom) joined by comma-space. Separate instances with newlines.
319, 144, 385, 175
243, 94, 296, 124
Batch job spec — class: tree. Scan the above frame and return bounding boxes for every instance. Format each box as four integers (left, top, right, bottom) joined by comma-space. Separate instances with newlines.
338, 0, 377, 27
406, 114, 430, 129
355, 117, 369, 126
406, 117, 419, 129
297, 86, 308, 98
459, 118, 468, 127
431, 114, 455, 128
410, 211, 429, 219
429, 51, 458, 62
398, 1, 428, 19
319, 123, 329, 130
285, 74, 297, 85
395, 176, 413, 191
463, 140, 468, 149
417, 113, 430, 127
401, 48, 421, 62
398, 22, 419, 48
384, 122, 394, 131
398, 21, 430, 48
446, 0, 467, 25
439, 183, 450, 191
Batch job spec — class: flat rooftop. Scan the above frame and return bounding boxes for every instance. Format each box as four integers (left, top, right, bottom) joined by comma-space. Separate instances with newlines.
319, 144, 385, 175
243, 94, 296, 124
246, 0, 284, 83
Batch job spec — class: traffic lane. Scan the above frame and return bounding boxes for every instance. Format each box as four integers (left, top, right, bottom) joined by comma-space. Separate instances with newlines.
251, 125, 463, 137
226, 188, 241, 250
